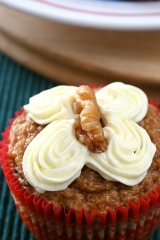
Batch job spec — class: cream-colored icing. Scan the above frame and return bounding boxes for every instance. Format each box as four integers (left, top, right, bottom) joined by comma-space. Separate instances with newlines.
96, 82, 148, 124
23, 119, 88, 193
22, 82, 156, 192
24, 85, 78, 124
88, 118, 156, 185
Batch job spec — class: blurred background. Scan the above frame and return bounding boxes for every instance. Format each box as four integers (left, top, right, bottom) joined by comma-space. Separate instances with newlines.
0, 0, 160, 240
0, 1, 160, 101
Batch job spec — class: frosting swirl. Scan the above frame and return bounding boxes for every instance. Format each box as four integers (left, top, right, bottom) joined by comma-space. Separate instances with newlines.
22, 83, 156, 192
96, 82, 148, 124
24, 85, 78, 124
87, 118, 156, 185
23, 119, 88, 193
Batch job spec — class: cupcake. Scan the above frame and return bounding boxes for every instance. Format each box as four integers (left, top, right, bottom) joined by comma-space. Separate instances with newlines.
1, 82, 160, 240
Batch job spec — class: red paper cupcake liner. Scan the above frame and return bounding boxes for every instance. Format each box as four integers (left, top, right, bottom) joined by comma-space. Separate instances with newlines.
1, 108, 160, 240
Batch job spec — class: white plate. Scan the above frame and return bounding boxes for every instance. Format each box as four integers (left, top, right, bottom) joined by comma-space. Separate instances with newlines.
1, 0, 160, 29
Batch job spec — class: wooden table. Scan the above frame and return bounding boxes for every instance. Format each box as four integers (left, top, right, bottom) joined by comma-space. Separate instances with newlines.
0, 3, 160, 102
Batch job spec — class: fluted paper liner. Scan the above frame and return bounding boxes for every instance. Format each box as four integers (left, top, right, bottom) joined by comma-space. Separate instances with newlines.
1, 108, 160, 240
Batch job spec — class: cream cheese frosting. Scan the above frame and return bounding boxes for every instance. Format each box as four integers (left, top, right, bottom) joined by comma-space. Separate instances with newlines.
22, 82, 156, 192
88, 118, 156, 185
24, 85, 78, 124
96, 82, 148, 124
23, 119, 87, 193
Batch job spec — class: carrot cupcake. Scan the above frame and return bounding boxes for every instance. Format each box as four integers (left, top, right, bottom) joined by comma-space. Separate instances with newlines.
1, 82, 160, 240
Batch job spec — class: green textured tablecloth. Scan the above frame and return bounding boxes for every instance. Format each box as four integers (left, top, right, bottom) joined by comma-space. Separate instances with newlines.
0, 52, 160, 240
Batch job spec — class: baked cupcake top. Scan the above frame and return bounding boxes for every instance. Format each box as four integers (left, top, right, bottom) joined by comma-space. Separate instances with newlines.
22, 82, 156, 193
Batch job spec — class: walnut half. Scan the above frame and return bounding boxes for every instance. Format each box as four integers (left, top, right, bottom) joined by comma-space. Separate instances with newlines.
73, 85, 107, 153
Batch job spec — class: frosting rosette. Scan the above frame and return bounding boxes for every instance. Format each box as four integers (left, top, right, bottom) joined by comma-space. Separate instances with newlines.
87, 118, 156, 186
22, 82, 156, 192
96, 82, 148, 124
24, 85, 78, 124
23, 119, 88, 193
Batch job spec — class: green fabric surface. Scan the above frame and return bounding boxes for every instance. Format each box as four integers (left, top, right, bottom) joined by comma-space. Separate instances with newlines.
0, 52, 160, 240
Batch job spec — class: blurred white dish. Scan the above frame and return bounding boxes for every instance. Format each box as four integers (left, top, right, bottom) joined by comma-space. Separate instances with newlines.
1, 0, 160, 30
